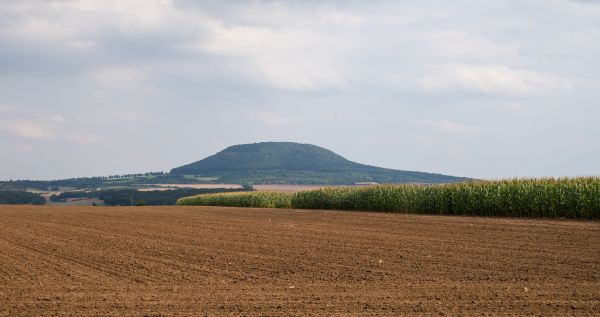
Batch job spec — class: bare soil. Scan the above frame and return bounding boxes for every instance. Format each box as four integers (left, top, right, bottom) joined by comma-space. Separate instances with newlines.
0, 205, 598, 316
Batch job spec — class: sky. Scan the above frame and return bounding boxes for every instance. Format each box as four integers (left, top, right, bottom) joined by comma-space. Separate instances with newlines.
0, 0, 599, 180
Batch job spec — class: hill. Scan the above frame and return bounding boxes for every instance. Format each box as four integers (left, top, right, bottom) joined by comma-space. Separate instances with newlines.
171, 142, 467, 184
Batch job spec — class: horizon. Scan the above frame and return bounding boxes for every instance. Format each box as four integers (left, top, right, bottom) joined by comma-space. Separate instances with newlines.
2, 140, 597, 181
1, 1, 599, 180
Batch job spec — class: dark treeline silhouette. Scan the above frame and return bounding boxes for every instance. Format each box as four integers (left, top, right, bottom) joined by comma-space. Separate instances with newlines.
0, 191, 45, 205
49, 188, 249, 206
99, 188, 248, 206
49, 191, 96, 202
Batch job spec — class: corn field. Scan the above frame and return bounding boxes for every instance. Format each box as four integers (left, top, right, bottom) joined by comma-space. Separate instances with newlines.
176, 177, 600, 219
177, 191, 292, 208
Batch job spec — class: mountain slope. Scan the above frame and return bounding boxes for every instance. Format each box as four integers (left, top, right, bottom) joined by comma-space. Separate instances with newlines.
171, 142, 468, 184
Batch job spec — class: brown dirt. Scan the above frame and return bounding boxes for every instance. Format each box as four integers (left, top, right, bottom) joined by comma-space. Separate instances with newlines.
0, 206, 598, 316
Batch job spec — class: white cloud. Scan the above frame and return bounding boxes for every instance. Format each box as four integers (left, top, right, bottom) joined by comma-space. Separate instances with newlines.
327, 10, 364, 26
0, 120, 57, 140
46, 114, 66, 124
494, 101, 524, 111
13, 143, 34, 153
0, 113, 65, 140
50, 0, 176, 32
0, 15, 73, 41
418, 64, 572, 95
0, 114, 104, 145
416, 120, 482, 134
67, 132, 104, 145
259, 112, 288, 127
67, 40, 98, 50
243, 111, 288, 127
197, 23, 348, 91
91, 67, 146, 85
0, 105, 17, 113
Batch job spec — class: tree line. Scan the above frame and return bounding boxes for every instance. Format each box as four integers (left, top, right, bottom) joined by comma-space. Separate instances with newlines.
49, 188, 250, 206
0, 191, 45, 205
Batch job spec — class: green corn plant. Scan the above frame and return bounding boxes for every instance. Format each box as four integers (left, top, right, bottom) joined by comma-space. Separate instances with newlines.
177, 177, 600, 219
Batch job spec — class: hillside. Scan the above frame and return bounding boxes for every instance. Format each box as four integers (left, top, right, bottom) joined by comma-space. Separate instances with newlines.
171, 142, 467, 184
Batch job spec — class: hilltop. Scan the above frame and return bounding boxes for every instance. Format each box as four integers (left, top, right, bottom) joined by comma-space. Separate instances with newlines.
171, 142, 467, 184
0, 142, 468, 191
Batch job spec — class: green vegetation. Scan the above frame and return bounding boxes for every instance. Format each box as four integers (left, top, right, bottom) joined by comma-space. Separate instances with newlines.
99, 188, 247, 206
0, 191, 46, 205
182, 175, 219, 181
177, 177, 600, 219
170, 142, 468, 184
0, 172, 223, 192
177, 191, 292, 208
48, 188, 249, 206
50, 191, 93, 202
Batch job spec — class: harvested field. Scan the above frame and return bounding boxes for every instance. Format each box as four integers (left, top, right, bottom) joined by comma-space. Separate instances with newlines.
0, 206, 598, 316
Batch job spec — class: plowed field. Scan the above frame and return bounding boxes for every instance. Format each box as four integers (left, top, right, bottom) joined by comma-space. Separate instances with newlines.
0, 206, 598, 316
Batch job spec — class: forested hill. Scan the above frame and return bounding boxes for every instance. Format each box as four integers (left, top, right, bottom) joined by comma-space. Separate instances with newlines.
0, 142, 469, 190
171, 142, 468, 184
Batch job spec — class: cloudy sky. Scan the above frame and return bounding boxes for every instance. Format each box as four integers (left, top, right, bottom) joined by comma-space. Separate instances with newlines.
1, 0, 599, 180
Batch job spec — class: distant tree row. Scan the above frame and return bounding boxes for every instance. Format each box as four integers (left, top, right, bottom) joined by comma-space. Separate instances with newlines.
47, 187, 250, 206
103, 172, 165, 179
49, 191, 95, 202
0, 172, 168, 191
0, 191, 45, 205
99, 188, 247, 206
